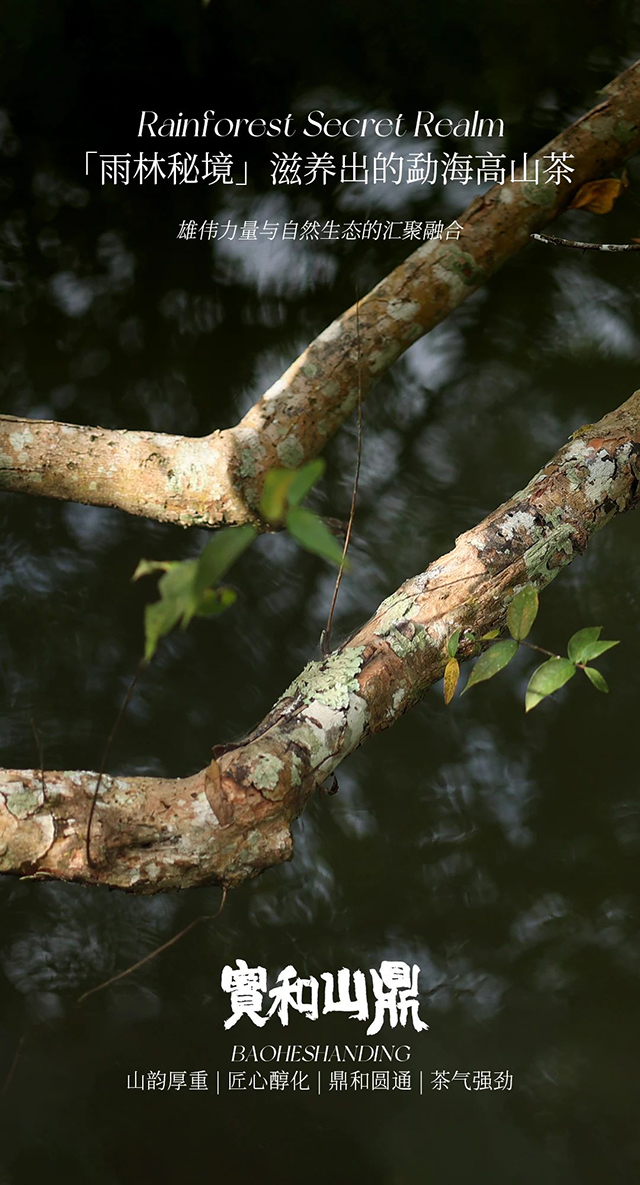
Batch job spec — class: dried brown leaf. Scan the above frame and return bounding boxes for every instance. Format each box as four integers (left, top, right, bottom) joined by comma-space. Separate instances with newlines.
569, 172, 628, 215
204, 759, 234, 826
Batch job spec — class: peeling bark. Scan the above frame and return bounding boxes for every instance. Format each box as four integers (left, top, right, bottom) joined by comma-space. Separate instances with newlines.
2, 392, 639, 892
3, 60, 640, 526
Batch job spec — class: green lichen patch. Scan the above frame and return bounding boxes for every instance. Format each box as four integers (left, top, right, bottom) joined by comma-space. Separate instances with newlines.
377, 620, 429, 658
563, 438, 620, 504
283, 646, 366, 711
289, 754, 303, 788
374, 588, 418, 634
523, 182, 557, 207
368, 341, 403, 375
3, 784, 42, 819
276, 436, 304, 468
237, 436, 267, 479
614, 119, 638, 146
543, 505, 568, 529
445, 248, 486, 288
292, 721, 329, 766
9, 428, 34, 455
251, 754, 284, 792
523, 523, 576, 583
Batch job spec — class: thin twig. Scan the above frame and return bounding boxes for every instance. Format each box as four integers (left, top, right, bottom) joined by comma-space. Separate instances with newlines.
521, 640, 557, 658
77, 886, 228, 1005
86, 655, 148, 868
531, 232, 640, 252
30, 717, 45, 799
1, 1034, 26, 1100
322, 291, 363, 655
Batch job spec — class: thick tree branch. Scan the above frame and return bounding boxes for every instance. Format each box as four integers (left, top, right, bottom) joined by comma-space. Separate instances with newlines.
3, 61, 640, 527
0, 414, 254, 529
2, 392, 639, 891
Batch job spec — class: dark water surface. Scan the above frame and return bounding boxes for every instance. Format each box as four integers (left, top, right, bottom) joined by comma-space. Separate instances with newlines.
2, 3, 640, 1182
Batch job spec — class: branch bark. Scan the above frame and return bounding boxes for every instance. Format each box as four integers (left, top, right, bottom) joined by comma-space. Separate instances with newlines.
3, 59, 640, 527
2, 391, 639, 891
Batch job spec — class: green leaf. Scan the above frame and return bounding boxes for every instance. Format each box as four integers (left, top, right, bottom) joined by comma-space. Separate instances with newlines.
161, 559, 196, 588
507, 586, 539, 641
193, 525, 256, 602
132, 558, 172, 580
260, 460, 326, 523
137, 559, 198, 659
139, 529, 249, 659
193, 587, 237, 617
156, 560, 198, 636
443, 657, 460, 704
578, 639, 619, 662
286, 506, 346, 567
287, 458, 325, 506
447, 628, 461, 658
259, 469, 298, 523
463, 639, 518, 692
583, 665, 609, 693
525, 657, 576, 712
144, 598, 182, 662
158, 559, 198, 602
567, 626, 601, 663
481, 629, 500, 640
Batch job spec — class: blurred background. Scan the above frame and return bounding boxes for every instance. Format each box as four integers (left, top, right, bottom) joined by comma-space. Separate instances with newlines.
1, 1, 640, 1181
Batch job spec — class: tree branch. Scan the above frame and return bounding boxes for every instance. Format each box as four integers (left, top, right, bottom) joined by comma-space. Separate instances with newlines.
0, 414, 256, 529
3, 60, 640, 527
2, 392, 639, 891
531, 232, 640, 251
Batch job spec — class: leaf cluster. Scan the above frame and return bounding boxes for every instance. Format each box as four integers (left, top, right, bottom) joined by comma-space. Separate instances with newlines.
133, 525, 256, 661
443, 586, 618, 711
135, 459, 344, 661
259, 459, 346, 567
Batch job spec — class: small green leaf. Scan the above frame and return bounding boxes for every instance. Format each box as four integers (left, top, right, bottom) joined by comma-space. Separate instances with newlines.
194, 587, 237, 617
286, 507, 346, 567
443, 658, 460, 704
193, 525, 256, 602
157, 560, 198, 633
260, 469, 298, 523
567, 626, 601, 663
463, 640, 518, 692
578, 639, 619, 662
481, 629, 500, 640
525, 657, 576, 712
507, 586, 539, 641
583, 665, 609, 693
138, 528, 250, 658
447, 628, 461, 658
287, 458, 325, 506
144, 598, 182, 661
132, 558, 172, 580
159, 559, 198, 601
